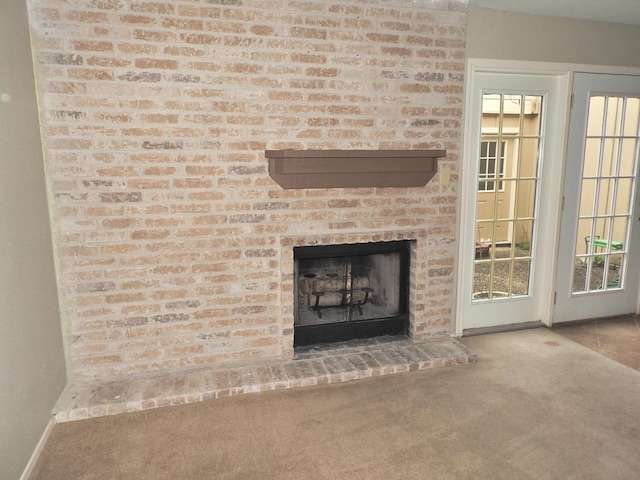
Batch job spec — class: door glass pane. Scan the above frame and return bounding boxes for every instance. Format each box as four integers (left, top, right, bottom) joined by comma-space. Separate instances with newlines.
583, 139, 602, 176
615, 179, 633, 213
604, 98, 625, 135
620, 139, 638, 176
602, 138, 619, 175
596, 178, 615, 215
515, 219, 534, 255
571, 94, 640, 294
623, 98, 640, 136
473, 93, 544, 302
519, 138, 541, 177
511, 259, 531, 296
515, 179, 537, 219
579, 179, 597, 216
586, 96, 606, 136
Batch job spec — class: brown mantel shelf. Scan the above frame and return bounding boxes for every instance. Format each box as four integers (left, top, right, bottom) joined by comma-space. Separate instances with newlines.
265, 149, 446, 189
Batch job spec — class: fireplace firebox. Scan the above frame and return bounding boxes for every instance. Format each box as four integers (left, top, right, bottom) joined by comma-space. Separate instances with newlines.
294, 241, 410, 346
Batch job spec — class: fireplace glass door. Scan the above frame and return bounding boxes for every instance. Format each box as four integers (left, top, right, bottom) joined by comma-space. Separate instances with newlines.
294, 241, 410, 346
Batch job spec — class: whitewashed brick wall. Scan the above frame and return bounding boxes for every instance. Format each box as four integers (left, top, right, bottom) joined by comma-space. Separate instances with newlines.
27, 0, 467, 381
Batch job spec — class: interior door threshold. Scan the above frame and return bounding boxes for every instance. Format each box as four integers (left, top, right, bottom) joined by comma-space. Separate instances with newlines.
462, 320, 544, 337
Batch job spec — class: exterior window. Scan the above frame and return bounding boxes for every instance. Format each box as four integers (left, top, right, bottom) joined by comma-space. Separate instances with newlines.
479, 141, 505, 191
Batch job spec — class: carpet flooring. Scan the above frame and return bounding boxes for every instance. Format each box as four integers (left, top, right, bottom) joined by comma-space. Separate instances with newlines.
29, 327, 640, 480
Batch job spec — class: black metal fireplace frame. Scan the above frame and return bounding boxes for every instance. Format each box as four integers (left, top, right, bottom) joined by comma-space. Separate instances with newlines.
293, 240, 411, 347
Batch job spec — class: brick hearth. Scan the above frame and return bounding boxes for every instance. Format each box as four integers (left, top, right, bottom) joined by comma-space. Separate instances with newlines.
54, 335, 476, 422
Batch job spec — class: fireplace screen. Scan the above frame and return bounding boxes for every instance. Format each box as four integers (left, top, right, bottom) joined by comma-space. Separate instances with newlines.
294, 241, 410, 346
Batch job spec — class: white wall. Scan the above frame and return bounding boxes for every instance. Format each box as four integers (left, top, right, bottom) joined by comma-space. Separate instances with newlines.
0, 0, 66, 478
467, 7, 640, 67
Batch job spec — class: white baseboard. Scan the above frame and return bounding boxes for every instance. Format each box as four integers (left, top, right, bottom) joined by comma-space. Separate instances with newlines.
20, 416, 55, 480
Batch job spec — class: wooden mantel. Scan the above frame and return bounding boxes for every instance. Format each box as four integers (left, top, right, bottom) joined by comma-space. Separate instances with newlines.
265, 149, 446, 189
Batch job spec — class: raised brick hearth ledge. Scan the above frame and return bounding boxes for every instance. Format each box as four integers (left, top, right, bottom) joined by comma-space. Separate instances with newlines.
54, 336, 476, 422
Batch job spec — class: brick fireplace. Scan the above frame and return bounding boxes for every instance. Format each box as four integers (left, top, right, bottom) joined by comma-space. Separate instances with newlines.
281, 230, 434, 354
294, 239, 411, 345
27, 0, 466, 383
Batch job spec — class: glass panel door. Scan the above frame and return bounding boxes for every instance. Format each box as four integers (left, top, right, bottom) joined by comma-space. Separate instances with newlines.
554, 73, 640, 323
571, 96, 639, 293
473, 94, 543, 301
457, 69, 569, 334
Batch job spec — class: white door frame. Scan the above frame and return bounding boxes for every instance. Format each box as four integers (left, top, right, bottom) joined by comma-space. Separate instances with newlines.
454, 60, 640, 336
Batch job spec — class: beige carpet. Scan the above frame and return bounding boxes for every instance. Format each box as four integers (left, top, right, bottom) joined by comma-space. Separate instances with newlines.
30, 328, 640, 480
